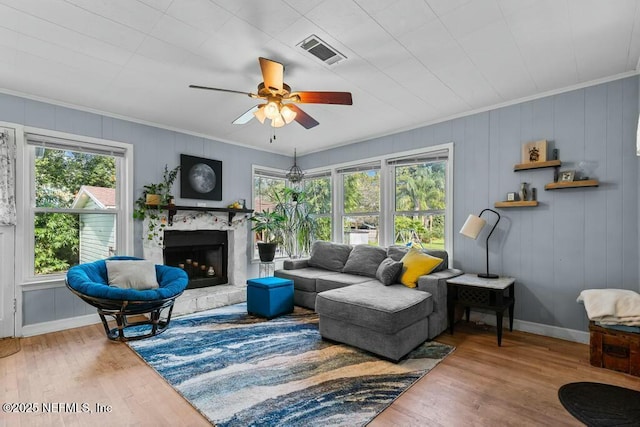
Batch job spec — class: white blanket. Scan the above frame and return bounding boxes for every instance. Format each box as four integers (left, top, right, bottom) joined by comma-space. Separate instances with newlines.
577, 289, 640, 326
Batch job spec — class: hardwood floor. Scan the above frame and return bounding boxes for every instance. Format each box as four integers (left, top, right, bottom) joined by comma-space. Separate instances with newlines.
1, 320, 638, 426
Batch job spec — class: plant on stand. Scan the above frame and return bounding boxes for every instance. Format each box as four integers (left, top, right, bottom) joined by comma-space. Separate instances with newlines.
272, 187, 317, 258
250, 210, 285, 262
133, 164, 180, 246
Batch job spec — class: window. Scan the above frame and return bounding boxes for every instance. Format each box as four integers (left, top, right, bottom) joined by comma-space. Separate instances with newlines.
303, 172, 332, 241
388, 150, 448, 250
252, 167, 287, 258
24, 132, 132, 277
338, 163, 380, 245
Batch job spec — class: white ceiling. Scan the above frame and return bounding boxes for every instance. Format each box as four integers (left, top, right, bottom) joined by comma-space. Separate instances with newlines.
0, 0, 638, 156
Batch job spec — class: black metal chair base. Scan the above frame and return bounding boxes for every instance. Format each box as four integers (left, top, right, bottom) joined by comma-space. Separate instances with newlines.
66, 283, 182, 342
98, 300, 176, 342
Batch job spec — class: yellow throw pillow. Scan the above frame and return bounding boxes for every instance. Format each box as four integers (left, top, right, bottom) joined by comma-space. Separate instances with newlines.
399, 247, 443, 288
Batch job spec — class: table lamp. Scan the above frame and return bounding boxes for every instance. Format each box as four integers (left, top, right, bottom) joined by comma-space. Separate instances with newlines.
460, 208, 501, 279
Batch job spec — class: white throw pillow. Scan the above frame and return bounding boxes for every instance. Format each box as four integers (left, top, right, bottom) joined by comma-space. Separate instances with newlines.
106, 260, 159, 290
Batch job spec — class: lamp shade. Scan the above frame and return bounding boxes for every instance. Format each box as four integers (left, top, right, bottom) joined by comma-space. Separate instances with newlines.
460, 214, 486, 239
281, 104, 297, 124
264, 101, 280, 120
253, 105, 267, 124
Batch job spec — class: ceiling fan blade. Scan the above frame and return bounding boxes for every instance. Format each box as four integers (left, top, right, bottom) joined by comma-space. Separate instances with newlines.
287, 104, 319, 129
291, 91, 353, 105
232, 105, 260, 125
259, 57, 284, 93
189, 85, 253, 97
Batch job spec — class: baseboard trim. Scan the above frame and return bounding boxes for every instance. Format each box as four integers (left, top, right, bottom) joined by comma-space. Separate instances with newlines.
21, 314, 101, 337
468, 312, 589, 344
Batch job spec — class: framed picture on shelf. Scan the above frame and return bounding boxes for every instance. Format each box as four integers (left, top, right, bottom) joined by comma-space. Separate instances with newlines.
560, 170, 575, 182
180, 154, 223, 201
521, 139, 548, 164
506, 192, 516, 201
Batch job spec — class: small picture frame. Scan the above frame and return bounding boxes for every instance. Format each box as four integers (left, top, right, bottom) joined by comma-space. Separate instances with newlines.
506, 192, 516, 201
522, 139, 548, 164
560, 170, 575, 182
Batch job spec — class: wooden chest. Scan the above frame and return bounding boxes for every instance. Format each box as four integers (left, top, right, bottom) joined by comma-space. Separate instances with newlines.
589, 322, 640, 377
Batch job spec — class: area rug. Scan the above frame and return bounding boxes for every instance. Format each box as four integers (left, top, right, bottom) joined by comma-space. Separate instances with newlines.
0, 337, 20, 358
558, 382, 640, 426
128, 303, 454, 426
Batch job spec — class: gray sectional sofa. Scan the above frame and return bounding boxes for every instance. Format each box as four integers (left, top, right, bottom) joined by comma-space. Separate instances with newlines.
274, 241, 463, 360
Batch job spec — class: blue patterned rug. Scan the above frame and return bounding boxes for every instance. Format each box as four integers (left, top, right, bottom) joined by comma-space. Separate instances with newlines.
128, 303, 454, 426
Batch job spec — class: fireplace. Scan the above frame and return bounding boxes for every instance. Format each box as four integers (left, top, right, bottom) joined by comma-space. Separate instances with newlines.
142, 208, 250, 291
163, 230, 227, 289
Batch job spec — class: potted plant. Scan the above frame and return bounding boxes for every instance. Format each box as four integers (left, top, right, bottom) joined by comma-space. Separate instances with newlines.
272, 187, 317, 258
250, 210, 285, 262
133, 164, 180, 220
133, 164, 180, 245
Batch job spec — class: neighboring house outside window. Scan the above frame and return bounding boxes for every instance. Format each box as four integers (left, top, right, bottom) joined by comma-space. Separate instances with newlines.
72, 186, 117, 264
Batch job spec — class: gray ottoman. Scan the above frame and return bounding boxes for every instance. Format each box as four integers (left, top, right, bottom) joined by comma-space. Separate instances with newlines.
315, 281, 433, 361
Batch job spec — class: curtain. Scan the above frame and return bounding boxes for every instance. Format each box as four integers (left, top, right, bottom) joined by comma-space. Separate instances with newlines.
0, 130, 16, 225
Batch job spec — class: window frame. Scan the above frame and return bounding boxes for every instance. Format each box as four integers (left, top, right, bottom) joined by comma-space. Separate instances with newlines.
303, 143, 453, 255
302, 171, 333, 242
383, 144, 453, 254
251, 165, 289, 261
17, 127, 134, 284
389, 158, 448, 250
338, 162, 382, 245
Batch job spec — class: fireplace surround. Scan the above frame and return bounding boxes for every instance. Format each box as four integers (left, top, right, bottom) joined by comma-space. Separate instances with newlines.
142, 208, 251, 290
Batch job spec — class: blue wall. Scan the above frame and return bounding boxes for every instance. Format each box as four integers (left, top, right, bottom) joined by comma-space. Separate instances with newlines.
5, 75, 639, 333
300, 76, 640, 332
0, 92, 291, 326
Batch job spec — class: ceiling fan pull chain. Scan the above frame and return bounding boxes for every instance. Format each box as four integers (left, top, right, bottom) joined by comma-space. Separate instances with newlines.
270, 129, 276, 144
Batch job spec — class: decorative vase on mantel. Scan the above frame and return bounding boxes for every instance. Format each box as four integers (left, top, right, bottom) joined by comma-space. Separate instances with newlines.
519, 182, 528, 201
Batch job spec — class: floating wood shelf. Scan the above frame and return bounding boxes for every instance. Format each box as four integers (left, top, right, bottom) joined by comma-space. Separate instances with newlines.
544, 180, 599, 190
147, 205, 254, 225
494, 201, 539, 208
513, 160, 561, 171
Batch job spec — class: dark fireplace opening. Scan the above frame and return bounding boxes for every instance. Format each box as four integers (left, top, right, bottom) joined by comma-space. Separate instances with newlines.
163, 230, 228, 289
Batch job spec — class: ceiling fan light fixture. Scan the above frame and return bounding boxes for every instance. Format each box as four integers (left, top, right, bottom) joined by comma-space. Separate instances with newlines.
254, 105, 267, 123
264, 100, 280, 120
281, 104, 297, 124
271, 115, 285, 128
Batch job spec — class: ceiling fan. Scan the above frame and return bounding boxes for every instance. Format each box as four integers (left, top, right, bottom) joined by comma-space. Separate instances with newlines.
189, 57, 352, 129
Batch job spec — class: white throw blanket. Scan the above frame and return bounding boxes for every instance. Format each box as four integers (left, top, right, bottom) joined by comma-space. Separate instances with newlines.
577, 289, 640, 326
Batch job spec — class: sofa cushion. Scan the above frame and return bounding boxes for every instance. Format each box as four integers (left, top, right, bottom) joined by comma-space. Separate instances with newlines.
315, 282, 433, 334
375, 257, 403, 285
274, 268, 340, 292
388, 245, 448, 272
341, 244, 387, 277
308, 241, 353, 272
316, 273, 373, 293
399, 248, 443, 288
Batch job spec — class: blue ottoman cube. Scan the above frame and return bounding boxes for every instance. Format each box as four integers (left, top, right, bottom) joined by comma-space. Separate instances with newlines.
247, 277, 294, 318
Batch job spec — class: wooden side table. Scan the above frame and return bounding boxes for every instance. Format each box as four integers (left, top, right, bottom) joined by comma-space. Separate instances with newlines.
446, 274, 515, 346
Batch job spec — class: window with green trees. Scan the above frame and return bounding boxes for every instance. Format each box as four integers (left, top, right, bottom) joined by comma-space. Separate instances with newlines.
27, 134, 129, 276
252, 168, 287, 257
303, 173, 332, 241
392, 160, 446, 250
340, 164, 380, 245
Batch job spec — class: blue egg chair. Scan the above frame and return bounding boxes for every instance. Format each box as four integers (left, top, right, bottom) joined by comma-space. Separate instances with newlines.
66, 256, 188, 341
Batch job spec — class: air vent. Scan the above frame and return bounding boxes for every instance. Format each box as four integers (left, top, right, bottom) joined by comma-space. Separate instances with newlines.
298, 35, 346, 66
